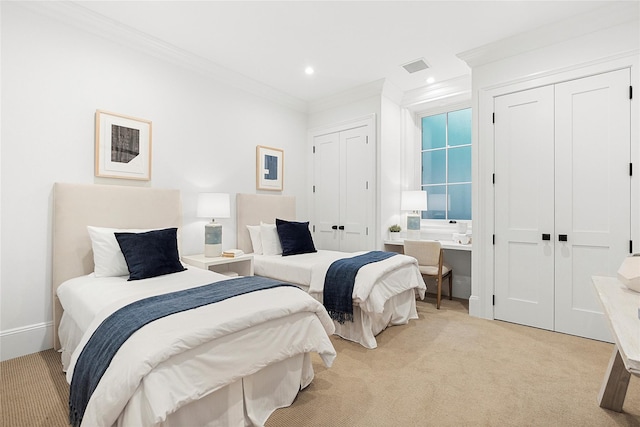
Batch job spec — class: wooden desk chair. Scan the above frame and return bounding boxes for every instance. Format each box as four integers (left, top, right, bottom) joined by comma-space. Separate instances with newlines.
403, 240, 452, 309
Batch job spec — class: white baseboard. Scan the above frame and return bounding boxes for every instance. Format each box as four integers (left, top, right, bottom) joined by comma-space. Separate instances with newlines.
1, 321, 53, 361
468, 295, 482, 318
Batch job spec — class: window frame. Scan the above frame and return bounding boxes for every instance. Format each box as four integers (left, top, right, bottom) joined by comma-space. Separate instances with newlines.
416, 102, 472, 226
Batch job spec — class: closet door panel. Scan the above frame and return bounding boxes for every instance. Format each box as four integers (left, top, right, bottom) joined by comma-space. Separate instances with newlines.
340, 126, 371, 252
494, 86, 555, 330
313, 132, 341, 251
554, 69, 630, 342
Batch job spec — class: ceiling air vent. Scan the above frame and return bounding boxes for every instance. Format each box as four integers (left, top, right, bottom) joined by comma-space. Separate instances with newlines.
402, 58, 429, 74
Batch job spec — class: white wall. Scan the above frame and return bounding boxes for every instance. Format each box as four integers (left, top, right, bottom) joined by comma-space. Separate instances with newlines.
464, 10, 639, 319
0, 3, 308, 360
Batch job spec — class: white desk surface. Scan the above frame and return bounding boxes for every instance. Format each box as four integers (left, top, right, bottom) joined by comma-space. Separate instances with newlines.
593, 276, 640, 374
384, 239, 472, 252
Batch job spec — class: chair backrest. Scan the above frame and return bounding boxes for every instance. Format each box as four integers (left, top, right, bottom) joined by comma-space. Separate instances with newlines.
403, 240, 442, 266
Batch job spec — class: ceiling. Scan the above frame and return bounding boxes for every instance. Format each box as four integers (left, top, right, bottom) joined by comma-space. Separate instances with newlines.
70, 1, 621, 104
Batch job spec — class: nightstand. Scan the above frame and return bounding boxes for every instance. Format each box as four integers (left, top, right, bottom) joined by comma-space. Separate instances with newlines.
181, 253, 254, 277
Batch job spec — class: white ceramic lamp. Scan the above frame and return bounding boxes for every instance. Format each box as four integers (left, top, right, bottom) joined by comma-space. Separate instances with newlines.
401, 190, 427, 239
197, 193, 230, 257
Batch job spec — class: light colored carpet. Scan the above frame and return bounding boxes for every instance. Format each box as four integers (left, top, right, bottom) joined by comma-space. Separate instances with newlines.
2, 296, 638, 426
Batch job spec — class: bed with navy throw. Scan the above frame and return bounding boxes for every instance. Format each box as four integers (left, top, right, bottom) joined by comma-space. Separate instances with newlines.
69, 276, 296, 427
323, 251, 397, 324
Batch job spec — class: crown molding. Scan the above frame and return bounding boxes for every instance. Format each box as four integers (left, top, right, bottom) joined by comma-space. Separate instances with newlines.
457, 2, 639, 69
401, 75, 471, 112
14, 1, 308, 112
308, 79, 387, 114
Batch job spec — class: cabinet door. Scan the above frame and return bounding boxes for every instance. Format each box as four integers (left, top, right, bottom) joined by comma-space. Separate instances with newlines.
494, 85, 556, 331
554, 69, 630, 342
313, 132, 341, 251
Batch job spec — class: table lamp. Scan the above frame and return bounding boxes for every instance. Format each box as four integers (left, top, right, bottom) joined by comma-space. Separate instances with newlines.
197, 193, 230, 257
401, 190, 427, 239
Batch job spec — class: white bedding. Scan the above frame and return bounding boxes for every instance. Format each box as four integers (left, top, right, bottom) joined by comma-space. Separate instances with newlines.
253, 250, 426, 348
58, 268, 336, 427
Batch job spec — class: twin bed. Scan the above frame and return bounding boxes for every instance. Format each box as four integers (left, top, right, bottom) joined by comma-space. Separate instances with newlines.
235, 193, 426, 350
53, 184, 425, 427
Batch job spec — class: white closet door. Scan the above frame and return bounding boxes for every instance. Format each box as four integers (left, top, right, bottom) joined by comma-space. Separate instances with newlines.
313, 132, 341, 251
339, 126, 372, 252
494, 86, 556, 330
554, 69, 630, 342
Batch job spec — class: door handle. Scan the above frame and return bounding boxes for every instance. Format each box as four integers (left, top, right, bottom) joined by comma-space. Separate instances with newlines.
338, 225, 345, 230
331, 225, 338, 230
542, 233, 551, 241
559, 234, 568, 242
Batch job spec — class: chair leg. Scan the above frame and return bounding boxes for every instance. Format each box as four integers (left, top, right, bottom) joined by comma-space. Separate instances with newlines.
436, 276, 442, 309
448, 271, 453, 300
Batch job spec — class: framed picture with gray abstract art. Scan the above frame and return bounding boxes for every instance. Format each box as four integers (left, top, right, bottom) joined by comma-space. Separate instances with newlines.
256, 145, 283, 191
95, 110, 152, 180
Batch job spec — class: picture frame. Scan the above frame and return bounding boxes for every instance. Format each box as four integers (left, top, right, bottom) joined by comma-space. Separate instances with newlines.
95, 110, 152, 181
256, 145, 284, 191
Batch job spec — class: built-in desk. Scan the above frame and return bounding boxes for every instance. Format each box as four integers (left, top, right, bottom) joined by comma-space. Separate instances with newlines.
384, 239, 472, 252
592, 276, 640, 412
384, 239, 472, 300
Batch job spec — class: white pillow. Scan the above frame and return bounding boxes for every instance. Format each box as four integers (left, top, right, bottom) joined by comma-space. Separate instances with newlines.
260, 222, 282, 256
246, 224, 263, 255
87, 226, 148, 277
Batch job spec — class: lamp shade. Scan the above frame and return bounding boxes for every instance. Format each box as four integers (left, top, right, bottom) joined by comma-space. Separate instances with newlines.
401, 191, 428, 212
197, 193, 230, 220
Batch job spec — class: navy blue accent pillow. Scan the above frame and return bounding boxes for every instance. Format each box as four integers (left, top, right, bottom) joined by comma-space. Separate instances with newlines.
276, 218, 317, 256
114, 228, 186, 281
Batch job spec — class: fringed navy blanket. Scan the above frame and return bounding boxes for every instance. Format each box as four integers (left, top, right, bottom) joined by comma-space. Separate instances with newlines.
69, 276, 296, 427
323, 251, 397, 324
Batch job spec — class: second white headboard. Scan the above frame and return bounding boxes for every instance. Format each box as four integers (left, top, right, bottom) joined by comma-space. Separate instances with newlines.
235, 193, 296, 253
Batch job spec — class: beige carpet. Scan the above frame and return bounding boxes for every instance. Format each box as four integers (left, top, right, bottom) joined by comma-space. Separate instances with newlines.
2, 296, 638, 427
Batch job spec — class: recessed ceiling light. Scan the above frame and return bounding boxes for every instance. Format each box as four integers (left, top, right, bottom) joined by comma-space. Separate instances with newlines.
305, 66, 314, 75
426, 77, 435, 84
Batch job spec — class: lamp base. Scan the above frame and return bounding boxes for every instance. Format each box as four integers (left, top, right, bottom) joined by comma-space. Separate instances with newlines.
406, 213, 421, 239
204, 222, 222, 258
204, 243, 222, 258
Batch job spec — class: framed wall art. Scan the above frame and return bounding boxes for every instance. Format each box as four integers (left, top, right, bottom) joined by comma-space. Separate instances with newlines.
95, 110, 152, 180
256, 145, 283, 191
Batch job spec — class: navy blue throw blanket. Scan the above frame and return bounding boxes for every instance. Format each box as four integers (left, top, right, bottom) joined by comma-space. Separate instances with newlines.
69, 275, 297, 427
323, 251, 397, 324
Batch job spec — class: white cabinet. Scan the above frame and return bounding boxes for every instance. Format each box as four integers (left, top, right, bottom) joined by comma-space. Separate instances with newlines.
494, 69, 631, 341
312, 122, 374, 252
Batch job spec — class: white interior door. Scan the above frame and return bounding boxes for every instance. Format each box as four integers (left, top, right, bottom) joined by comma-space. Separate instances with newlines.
313, 132, 341, 251
554, 69, 630, 342
312, 123, 373, 252
339, 126, 372, 252
494, 86, 556, 331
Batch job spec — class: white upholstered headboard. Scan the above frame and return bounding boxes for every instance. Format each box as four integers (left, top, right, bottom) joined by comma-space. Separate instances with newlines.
236, 193, 296, 254
52, 182, 182, 349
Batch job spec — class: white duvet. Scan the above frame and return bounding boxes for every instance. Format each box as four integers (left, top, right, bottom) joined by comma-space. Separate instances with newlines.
253, 250, 426, 349
58, 268, 336, 427
254, 250, 426, 311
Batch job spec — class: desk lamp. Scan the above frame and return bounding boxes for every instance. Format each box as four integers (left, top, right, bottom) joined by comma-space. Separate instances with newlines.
401, 190, 427, 239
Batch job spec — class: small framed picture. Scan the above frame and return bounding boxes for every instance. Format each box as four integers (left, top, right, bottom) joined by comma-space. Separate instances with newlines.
95, 110, 152, 180
256, 145, 284, 191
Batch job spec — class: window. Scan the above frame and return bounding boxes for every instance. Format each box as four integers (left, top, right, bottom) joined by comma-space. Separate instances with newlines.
421, 107, 471, 220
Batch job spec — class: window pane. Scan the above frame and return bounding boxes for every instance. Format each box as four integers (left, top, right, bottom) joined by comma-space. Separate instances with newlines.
448, 108, 471, 147
422, 150, 446, 185
421, 114, 446, 150
423, 185, 447, 219
448, 184, 471, 220
448, 146, 471, 183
